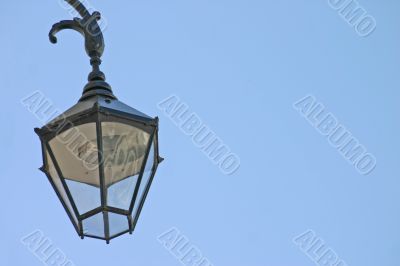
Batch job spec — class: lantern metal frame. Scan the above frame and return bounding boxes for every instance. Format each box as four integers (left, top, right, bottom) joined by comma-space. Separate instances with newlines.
34, 0, 163, 243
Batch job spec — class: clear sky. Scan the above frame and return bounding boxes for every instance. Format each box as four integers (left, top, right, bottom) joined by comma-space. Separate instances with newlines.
1, 0, 399, 265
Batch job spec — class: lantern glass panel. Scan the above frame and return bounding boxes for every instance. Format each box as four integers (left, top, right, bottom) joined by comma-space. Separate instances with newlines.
49, 123, 100, 186
45, 150, 79, 226
49, 122, 101, 214
107, 175, 138, 210
83, 213, 105, 237
108, 213, 129, 237
131, 140, 155, 221
65, 179, 101, 214
101, 122, 150, 209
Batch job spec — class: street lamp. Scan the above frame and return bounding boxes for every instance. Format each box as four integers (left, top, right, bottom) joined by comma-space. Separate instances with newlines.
34, 0, 163, 243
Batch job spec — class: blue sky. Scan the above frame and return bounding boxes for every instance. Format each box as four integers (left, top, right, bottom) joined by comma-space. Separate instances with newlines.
1, 0, 399, 265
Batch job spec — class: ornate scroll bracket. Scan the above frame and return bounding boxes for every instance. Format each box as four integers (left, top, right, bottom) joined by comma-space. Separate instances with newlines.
49, 0, 115, 101
49, 11, 104, 58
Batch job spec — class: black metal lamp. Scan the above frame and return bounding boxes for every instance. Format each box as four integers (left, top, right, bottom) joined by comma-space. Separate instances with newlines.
34, 0, 163, 243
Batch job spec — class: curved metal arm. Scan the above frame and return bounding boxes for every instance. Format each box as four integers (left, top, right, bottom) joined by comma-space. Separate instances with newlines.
49, 0, 104, 58
65, 0, 91, 18
49, 19, 84, 44
49, 0, 115, 101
